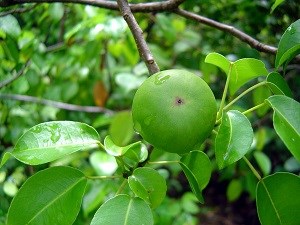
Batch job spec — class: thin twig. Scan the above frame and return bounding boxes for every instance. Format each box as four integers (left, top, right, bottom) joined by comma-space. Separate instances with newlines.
0, 60, 31, 89
117, 0, 159, 74
175, 9, 277, 55
0, 93, 114, 114
0, 3, 37, 16
0, 0, 185, 12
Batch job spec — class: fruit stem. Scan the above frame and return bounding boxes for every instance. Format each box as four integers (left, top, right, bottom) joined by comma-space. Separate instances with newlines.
148, 160, 179, 165
223, 81, 267, 111
217, 63, 232, 120
242, 102, 266, 115
243, 156, 262, 180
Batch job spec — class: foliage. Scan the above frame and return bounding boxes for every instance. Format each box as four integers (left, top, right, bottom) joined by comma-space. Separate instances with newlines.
0, 1, 300, 225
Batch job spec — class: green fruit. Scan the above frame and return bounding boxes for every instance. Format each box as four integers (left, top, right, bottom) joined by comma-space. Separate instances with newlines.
132, 69, 217, 154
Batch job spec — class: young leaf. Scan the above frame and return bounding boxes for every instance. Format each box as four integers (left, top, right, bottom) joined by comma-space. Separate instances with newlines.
266, 72, 293, 97
205, 52, 231, 74
275, 19, 300, 69
91, 194, 153, 225
228, 58, 268, 95
180, 151, 212, 203
215, 110, 254, 169
205, 53, 268, 95
256, 172, 300, 225
7, 166, 87, 225
128, 167, 167, 208
266, 95, 300, 161
0, 121, 100, 167
109, 111, 135, 146
254, 151, 271, 176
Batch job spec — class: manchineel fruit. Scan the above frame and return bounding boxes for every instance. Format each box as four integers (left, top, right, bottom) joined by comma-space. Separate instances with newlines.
132, 69, 217, 155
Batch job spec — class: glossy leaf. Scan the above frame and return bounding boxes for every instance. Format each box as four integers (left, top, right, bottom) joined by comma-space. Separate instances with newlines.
0, 121, 100, 167
7, 166, 87, 225
275, 19, 300, 69
256, 172, 300, 225
128, 167, 166, 208
109, 111, 135, 146
205, 52, 230, 74
254, 151, 271, 176
253, 85, 271, 116
205, 53, 268, 95
89, 151, 118, 176
91, 194, 153, 225
228, 58, 268, 95
215, 110, 254, 169
104, 135, 142, 157
266, 72, 293, 97
180, 151, 212, 203
266, 95, 300, 161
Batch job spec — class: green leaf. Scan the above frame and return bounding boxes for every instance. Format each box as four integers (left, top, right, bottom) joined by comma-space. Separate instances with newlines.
205, 53, 268, 95
266, 95, 300, 161
7, 166, 87, 225
205, 52, 231, 74
275, 19, 300, 69
109, 111, 135, 146
215, 110, 254, 169
254, 151, 271, 176
253, 85, 272, 116
104, 135, 142, 157
90, 194, 153, 225
90, 151, 118, 176
266, 72, 293, 97
256, 172, 300, 225
128, 167, 167, 208
180, 151, 212, 203
0, 15, 21, 39
271, 0, 285, 12
0, 121, 100, 167
228, 58, 268, 95
226, 179, 242, 202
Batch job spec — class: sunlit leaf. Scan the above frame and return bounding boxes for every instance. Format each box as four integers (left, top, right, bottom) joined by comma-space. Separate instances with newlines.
215, 110, 254, 169
275, 19, 300, 69
256, 172, 300, 225
91, 194, 153, 225
7, 166, 87, 225
128, 167, 167, 208
271, 0, 285, 12
205, 53, 268, 95
89, 151, 118, 176
0, 15, 21, 39
266, 95, 300, 161
109, 111, 135, 146
180, 151, 212, 203
0, 121, 100, 167
205, 52, 230, 74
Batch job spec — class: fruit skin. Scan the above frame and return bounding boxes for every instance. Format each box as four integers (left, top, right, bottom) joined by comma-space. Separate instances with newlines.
132, 69, 217, 154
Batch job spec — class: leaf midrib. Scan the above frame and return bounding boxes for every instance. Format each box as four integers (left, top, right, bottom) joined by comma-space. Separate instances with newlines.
26, 176, 85, 225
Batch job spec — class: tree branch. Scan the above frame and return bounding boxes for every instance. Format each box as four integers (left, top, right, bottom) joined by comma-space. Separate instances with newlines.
0, 60, 31, 89
0, 0, 185, 12
0, 93, 114, 114
0, 3, 37, 16
117, 0, 159, 74
175, 9, 277, 55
